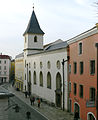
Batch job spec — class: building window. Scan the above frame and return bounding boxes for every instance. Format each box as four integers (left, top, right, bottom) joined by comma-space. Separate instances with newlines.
74, 83, 77, 95
25, 60, 26, 68
56, 60, 61, 69
79, 85, 83, 98
39, 72, 43, 87
4, 72, 6, 75
25, 74, 26, 80
79, 42, 82, 55
90, 60, 95, 75
4, 66, 6, 70
74, 62, 77, 74
90, 88, 95, 101
47, 61, 51, 69
29, 63, 30, 68
33, 71, 36, 84
34, 36, 37, 42
47, 72, 51, 89
69, 82, 71, 92
0, 66, 1, 70
80, 62, 83, 74
4, 60, 6, 64
34, 62, 36, 69
25, 37, 26, 43
0, 60, 1, 64
69, 64, 71, 73
56, 72, 62, 90
0, 72, 1, 75
40, 62, 43, 69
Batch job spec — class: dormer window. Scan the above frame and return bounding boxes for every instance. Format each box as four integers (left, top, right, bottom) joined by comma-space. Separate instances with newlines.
34, 36, 37, 42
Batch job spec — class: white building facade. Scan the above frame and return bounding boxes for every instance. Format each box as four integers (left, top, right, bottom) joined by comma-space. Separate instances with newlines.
0, 55, 11, 83
21, 9, 69, 110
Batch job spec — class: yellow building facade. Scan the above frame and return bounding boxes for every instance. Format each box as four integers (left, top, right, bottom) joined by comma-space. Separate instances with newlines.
15, 53, 24, 91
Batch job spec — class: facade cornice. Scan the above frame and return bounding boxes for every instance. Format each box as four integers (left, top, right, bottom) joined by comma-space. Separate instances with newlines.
67, 26, 98, 44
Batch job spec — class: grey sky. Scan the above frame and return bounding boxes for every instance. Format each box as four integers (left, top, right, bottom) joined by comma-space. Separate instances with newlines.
0, 0, 97, 58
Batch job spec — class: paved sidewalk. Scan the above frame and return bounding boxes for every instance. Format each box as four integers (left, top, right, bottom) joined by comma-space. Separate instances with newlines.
6, 84, 74, 120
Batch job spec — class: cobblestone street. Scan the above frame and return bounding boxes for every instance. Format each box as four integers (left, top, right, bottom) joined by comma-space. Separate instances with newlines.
1, 83, 74, 120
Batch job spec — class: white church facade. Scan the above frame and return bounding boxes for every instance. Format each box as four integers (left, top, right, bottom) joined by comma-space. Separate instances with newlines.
15, 9, 69, 110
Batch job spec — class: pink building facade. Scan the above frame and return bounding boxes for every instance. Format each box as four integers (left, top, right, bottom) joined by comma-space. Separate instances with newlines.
68, 25, 98, 120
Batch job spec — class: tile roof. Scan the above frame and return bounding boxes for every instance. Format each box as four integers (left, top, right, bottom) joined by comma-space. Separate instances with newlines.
23, 10, 44, 35
0, 55, 11, 60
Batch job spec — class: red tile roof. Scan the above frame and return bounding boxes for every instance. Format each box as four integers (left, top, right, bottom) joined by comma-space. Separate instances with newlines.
0, 55, 11, 60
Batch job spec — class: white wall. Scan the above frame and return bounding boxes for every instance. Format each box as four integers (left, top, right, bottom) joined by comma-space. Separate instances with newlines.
24, 48, 68, 109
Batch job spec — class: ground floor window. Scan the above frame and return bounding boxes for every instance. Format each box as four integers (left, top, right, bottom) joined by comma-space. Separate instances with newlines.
87, 112, 96, 120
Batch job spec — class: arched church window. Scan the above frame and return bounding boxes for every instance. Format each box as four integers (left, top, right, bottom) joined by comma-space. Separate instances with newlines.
34, 62, 36, 69
25, 60, 26, 68
47, 61, 51, 69
39, 71, 43, 87
33, 71, 36, 84
40, 62, 43, 69
34, 36, 37, 42
25, 74, 26, 80
56, 60, 61, 69
47, 72, 51, 89
56, 72, 62, 89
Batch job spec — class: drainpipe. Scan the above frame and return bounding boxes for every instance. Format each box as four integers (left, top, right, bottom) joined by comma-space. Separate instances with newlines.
62, 56, 70, 111
95, 43, 98, 120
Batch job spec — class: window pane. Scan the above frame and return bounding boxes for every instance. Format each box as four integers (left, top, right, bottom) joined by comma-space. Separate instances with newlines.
74, 62, 77, 74
80, 62, 83, 74
74, 83, 77, 95
90, 60, 95, 75
79, 43, 82, 54
90, 88, 95, 101
80, 85, 83, 98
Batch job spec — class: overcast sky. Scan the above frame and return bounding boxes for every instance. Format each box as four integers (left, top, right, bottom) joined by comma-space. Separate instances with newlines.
0, 0, 97, 58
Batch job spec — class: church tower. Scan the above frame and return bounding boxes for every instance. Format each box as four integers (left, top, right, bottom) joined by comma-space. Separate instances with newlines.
23, 8, 44, 55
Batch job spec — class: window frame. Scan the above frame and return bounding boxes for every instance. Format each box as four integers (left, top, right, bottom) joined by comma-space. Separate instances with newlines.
89, 87, 95, 101
79, 42, 82, 55
80, 61, 83, 74
79, 85, 83, 98
90, 60, 95, 75
73, 83, 77, 95
73, 62, 77, 74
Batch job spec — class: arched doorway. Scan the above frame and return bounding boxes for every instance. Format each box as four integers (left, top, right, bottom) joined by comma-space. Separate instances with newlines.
87, 112, 96, 120
55, 72, 62, 108
28, 71, 31, 94
74, 103, 80, 118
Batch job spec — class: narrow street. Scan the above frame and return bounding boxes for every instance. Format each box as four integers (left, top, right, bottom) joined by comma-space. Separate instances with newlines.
1, 83, 74, 120
8, 96, 48, 120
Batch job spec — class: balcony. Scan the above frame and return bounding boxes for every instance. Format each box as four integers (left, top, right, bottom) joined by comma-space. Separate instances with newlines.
86, 100, 95, 107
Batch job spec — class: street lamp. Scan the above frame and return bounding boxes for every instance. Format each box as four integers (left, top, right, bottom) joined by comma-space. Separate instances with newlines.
62, 56, 70, 111
95, 43, 98, 120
